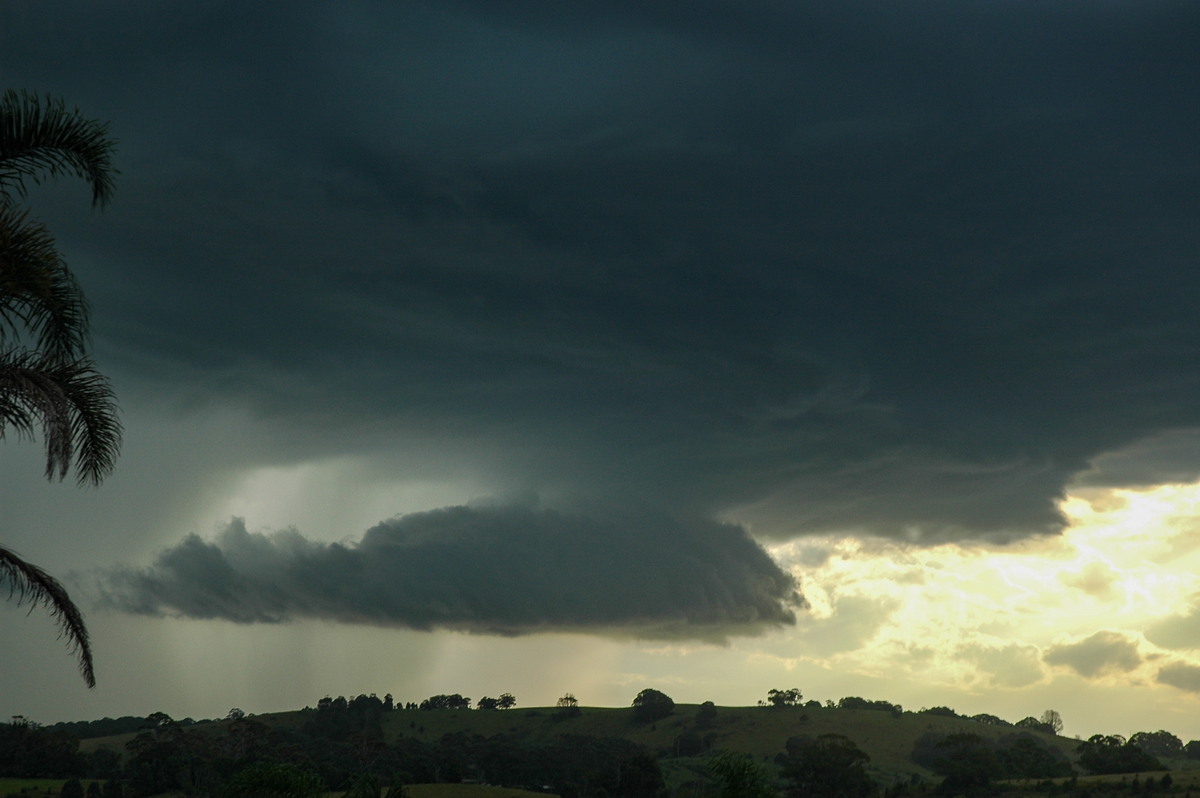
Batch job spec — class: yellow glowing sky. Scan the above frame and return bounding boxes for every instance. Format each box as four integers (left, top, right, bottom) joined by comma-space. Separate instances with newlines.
751, 481, 1200, 738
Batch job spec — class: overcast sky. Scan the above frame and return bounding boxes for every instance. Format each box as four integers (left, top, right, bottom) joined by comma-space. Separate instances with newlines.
3, 0, 1200, 737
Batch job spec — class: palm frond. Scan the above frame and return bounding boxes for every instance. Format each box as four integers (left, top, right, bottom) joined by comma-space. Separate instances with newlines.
0, 349, 121, 485
0, 90, 118, 690
0, 544, 95, 687
0, 90, 118, 208
0, 202, 90, 359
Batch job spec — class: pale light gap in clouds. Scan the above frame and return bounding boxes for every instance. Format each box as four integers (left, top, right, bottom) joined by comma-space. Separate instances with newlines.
763, 477, 1200, 733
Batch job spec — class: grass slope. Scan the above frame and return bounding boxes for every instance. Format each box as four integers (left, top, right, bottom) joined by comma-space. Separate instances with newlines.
405, 786, 555, 798
71, 704, 1086, 787
0, 777, 101, 796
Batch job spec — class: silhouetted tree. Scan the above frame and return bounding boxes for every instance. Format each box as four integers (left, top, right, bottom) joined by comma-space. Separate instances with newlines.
557, 693, 580, 719
1040, 709, 1064, 735
838, 696, 903, 715
921, 707, 958, 718
1129, 731, 1183, 760
781, 734, 875, 798
631, 689, 674, 723
767, 688, 803, 708
497, 693, 517, 709
696, 700, 718, 729
969, 714, 1011, 726
419, 694, 470, 710
1015, 716, 1055, 735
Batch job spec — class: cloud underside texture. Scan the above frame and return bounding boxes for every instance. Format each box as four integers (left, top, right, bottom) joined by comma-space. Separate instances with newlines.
11, 0, 1200, 542
94, 507, 801, 637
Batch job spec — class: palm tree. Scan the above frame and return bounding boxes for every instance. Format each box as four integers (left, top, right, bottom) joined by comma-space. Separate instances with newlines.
1, 89, 122, 687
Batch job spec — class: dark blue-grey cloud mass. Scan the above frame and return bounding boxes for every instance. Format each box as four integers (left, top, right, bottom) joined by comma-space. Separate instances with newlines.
90, 506, 801, 638
3, 0, 1200, 552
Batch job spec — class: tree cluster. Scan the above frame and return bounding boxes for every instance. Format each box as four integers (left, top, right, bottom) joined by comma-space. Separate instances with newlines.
1128, 730, 1183, 760
1077, 735, 1165, 775
920, 706, 960, 718
50, 716, 188, 740
837, 696, 903, 716
0, 719, 87, 778
1015, 715, 1058, 736
475, 693, 516, 711
6, 709, 667, 797
764, 688, 803, 708
911, 731, 1072, 794
779, 733, 876, 798
418, 694, 471, 711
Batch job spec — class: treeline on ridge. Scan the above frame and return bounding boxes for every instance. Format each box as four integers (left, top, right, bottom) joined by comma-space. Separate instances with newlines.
10, 688, 1200, 797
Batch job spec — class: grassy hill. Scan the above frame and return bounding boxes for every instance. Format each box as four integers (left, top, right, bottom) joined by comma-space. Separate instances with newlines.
76, 703, 1085, 787
0, 779, 549, 798
373, 703, 1087, 783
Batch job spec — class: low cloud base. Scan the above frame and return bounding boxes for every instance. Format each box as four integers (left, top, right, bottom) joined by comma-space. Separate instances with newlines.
90, 505, 802, 639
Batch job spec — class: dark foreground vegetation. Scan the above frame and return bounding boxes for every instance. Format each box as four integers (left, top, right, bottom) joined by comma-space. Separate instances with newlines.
5, 690, 1200, 798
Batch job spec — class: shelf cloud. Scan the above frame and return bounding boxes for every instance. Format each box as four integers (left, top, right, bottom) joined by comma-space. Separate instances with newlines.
91, 506, 802, 638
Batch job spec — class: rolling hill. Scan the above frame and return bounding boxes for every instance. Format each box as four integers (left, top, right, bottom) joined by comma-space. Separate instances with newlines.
74, 702, 1090, 787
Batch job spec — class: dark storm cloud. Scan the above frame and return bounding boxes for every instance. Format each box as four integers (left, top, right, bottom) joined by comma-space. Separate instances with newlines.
4, 0, 1200, 542
91, 506, 802, 637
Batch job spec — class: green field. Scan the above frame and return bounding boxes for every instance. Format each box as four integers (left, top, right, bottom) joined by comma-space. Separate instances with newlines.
0, 781, 554, 798
0, 779, 99, 797
405, 787, 555, 798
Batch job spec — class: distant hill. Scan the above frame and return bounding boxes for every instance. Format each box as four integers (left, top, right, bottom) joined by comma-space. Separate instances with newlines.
71, 702, 1088, 786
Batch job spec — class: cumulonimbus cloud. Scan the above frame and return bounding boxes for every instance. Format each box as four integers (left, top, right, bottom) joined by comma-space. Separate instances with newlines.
89, 505, 803, 638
